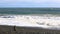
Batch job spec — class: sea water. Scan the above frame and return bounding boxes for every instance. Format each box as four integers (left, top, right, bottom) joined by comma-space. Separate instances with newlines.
0, 8, 60, 30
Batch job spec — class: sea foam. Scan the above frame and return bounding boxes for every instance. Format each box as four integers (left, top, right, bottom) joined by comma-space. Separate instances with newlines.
0, 14, 60, 30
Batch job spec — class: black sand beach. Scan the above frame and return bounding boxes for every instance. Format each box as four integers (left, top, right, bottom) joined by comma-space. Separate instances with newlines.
0, 25, 60, 34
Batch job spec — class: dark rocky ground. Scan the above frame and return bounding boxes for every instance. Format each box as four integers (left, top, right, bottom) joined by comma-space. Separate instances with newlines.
0, 25, 60, 34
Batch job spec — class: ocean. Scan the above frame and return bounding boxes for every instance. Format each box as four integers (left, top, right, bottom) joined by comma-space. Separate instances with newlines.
0, 8, 60, 14
0, 8, 60, 34
0, 8, 60, 30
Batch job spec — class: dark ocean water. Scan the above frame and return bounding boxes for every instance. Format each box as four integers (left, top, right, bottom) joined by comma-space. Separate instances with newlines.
0, 8, 60, 14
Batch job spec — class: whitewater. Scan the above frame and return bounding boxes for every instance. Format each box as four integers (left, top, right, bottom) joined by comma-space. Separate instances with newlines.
0, 14, 60, 30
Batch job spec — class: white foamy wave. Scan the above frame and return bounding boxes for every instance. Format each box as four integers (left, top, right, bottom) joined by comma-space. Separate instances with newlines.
0, 14, 60, 30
